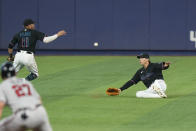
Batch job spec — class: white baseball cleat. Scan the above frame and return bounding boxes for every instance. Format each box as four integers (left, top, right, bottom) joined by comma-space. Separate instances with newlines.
152, 86, 167, 98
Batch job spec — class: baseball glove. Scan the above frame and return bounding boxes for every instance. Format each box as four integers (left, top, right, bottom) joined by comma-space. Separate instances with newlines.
7, 56, 14, 62
106, 88, 120, 96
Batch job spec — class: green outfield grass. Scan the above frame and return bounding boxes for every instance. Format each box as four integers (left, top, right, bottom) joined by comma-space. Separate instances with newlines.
0, 56, 196, 131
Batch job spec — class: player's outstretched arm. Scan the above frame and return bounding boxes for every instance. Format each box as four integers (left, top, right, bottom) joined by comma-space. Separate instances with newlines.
43, 30, 66, 44
119, 80, 135, 91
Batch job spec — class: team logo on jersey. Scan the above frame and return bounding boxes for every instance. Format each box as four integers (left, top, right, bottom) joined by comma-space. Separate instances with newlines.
190, 30, 196, 48
20, 32, 31, 37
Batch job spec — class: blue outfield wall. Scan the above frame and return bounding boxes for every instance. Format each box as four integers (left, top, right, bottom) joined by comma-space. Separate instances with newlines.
0, 0, 196, 51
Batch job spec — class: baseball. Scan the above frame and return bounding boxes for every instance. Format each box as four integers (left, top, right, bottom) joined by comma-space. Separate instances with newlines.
94, 42, 98, 47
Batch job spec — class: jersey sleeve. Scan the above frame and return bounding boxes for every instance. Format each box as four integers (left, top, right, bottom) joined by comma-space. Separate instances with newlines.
35, 30, 45, 41
120, 70, 141, 91
8, 34, 19, 49
131, 70, 141, 84
154, 62, 169, 70
0, 86, 6, 103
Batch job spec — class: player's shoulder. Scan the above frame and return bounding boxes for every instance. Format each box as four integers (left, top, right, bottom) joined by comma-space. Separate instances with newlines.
151, 62, 163, 66
136, 67, 143, 73
16, 77, 32, 85
15, 29, 28, 36
20, 29, 38, 34
13, 30, 22, 37
0, 77, 13, 89
32, 29, 42, 33
1, 77, 25, 85
18, 29, 27, 33
150, 62, 157, 66
31, 30, 44, 36
31, 29, 38, 32
151, 62, 159, 64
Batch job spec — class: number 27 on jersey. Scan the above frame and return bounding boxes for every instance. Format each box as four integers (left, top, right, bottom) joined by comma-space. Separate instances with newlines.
12, 84, 32, 97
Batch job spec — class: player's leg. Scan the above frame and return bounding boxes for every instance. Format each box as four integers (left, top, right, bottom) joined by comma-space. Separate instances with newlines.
25, 54, 39, 81
136, 88, 161, 98
0, 114, 22, 131
0, 115, 13, 131
13, 52, 24, 73
24, 106, 52, 131
14, 63, 24, 74
36, 107, 52, 131
136, 80, 167, 98
33, 121, 52, 131
152, 79, 167, 98
38, 119, 53, 131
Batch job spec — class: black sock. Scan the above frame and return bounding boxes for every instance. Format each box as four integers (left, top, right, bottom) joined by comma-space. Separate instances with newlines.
25, 73, 37, 81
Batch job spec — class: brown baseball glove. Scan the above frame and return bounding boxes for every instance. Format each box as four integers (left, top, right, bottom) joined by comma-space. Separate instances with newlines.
7, 56, 14, 62
106, 88, 120, 96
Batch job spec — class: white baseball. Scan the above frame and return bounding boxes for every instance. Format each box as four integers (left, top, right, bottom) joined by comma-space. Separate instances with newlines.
94, 42, 98, 47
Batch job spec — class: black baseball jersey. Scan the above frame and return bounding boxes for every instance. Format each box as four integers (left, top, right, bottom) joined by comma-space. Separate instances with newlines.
8, 29, 45, 53
120, 62, 169, 91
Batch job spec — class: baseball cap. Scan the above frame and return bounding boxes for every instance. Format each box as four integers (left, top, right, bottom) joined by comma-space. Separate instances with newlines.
23, 19, 35, 26
137, 53, 150, 59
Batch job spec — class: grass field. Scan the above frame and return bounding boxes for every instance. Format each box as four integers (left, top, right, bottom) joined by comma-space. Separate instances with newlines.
0, 55, 196, 131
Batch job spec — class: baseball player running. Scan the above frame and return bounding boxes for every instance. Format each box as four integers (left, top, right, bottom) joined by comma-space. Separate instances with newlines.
7, 18, 66, 81
106, 53, 171, 98
0, 62, 52, 131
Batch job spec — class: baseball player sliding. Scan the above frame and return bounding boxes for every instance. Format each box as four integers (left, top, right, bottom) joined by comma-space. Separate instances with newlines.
0, 62, 52, 131
7, 18, 66, 81
106, 53, 171, 98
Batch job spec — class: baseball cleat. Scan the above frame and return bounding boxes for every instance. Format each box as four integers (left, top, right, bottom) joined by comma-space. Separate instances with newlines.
152, 86, 167, 98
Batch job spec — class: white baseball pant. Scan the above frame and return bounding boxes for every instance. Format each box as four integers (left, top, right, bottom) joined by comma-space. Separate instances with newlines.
13, 50, 39, 77
0, 106, 52, 131
136, 79, 167, 98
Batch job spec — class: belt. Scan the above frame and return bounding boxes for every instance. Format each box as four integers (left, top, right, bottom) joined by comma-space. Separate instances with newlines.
18, 50, 33, 54
14, 104, 42, 114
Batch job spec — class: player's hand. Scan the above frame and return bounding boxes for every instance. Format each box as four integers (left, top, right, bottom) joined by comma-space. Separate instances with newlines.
7, 54, 14, 62
7, 56, 14, 62
164, 62, 171, 67
57, 30, 66, 37
118, 88, 121, 93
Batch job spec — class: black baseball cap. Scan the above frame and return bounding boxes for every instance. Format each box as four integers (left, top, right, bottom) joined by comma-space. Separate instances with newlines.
23, 19, 35, 26
137, 53, 150, 59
